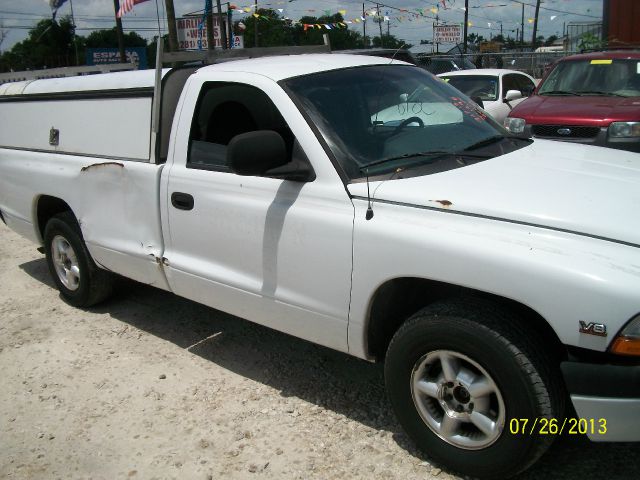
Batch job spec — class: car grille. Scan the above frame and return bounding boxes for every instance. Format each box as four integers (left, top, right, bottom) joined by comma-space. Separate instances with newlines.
532, 125, 600, 138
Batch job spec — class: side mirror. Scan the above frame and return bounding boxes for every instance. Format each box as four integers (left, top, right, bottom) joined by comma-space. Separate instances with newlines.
228, 130, 288, 176
265, 139, 316, 182
470, 96, 484, 109
504, 89, 523, 102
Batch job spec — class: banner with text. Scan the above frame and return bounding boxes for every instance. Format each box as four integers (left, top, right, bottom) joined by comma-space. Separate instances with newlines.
176, 17, 243, 50
86, 47, 148, 69
433, 24, 463, 44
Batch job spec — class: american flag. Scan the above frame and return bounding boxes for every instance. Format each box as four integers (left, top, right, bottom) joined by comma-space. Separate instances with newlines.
117, 0, 152, 18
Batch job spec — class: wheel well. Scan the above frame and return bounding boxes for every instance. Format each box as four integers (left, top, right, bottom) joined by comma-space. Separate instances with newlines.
366, 277, 566, 362
36, 196, 73, 243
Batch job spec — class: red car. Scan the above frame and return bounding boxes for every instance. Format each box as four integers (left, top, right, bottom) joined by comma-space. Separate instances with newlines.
504, 50, 640, 152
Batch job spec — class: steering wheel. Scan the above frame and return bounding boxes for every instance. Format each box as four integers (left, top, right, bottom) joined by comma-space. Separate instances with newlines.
393, 116, 424, 135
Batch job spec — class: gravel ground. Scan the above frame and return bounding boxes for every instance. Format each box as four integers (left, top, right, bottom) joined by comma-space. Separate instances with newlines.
1, 223, 638, 480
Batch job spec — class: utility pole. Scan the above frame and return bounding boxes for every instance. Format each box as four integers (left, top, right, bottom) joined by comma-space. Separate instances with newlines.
531, 0, 541, 48
164, 0, 178, 52
254, 0, 258, 47
435, 10, 439, 53
362, 3, 366, 46
206, 0, 214, 50
520, 3, 524, 44
377, 4, 383, 47
112, 0, 126, 63
228, 7, 233, 49
215, 0, 227, 49
69, 0, 79, 65
463, 0, 469, 53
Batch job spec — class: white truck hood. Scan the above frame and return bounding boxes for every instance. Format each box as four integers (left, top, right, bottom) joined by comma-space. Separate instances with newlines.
347, 139, 640, 246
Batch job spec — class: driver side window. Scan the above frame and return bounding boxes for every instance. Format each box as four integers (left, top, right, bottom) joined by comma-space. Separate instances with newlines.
187, 82, 295, 171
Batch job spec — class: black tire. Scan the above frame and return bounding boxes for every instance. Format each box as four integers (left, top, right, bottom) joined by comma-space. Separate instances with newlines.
44, 211, 113, 307
385, 298, 565, 479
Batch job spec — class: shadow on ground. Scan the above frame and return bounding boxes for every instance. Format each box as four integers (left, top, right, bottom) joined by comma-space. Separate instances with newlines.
20, 258, 640, 479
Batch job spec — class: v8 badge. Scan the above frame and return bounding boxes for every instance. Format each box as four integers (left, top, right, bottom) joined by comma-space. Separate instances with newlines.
579, 321, 607, 337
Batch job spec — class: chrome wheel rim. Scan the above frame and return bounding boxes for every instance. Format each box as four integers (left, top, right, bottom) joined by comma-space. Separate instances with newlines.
410, 350, 505, 450
51, 235, 80, 291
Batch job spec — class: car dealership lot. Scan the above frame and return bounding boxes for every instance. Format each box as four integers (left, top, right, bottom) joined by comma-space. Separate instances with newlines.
1, 223, 638, 480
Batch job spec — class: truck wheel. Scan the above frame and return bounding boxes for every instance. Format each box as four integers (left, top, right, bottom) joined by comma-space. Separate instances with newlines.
44, 212, 113, 307
385, 299, 564, 479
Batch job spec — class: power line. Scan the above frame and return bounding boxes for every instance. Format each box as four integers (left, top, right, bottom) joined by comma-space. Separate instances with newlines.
508, 0, 601, 19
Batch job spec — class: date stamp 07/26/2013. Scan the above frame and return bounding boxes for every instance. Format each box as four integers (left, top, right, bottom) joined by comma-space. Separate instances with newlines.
508, 418, 607, 436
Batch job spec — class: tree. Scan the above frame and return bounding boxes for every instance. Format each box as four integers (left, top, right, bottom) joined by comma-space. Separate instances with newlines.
0, 17, 78, 71
293, 14, 364, 50
147, 34, 169, 66
85, 28, 147, 49
578, 32, 605, 51
467, 33, 486, 45
544, 35, 559, 46
236, 9, 290, 48
371, 34, 412, 50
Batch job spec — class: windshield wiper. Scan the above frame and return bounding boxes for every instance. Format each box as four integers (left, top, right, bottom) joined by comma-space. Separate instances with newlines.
360, 150, 492, 172
539, 90, 581, 96
462, 135, 505, 151
576, 90, 626, 97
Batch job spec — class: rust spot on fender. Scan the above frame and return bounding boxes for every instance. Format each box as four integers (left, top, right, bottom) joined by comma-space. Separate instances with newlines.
80, 162, 124, 172
431, 199, 453, 208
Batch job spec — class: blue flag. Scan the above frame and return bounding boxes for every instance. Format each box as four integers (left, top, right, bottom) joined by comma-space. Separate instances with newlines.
50, 0, 69, 21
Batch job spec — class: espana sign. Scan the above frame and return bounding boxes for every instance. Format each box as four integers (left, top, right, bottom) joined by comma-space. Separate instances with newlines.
434, 24, 463, 44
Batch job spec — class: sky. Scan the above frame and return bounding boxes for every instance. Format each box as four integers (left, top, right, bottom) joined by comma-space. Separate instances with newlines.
0, 0, 604, 54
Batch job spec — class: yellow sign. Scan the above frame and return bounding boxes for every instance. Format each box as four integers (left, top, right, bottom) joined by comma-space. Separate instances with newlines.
591, 59, 613, 64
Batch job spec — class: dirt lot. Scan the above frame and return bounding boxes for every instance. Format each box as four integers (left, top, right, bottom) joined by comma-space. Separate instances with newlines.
1, 223, 638, 479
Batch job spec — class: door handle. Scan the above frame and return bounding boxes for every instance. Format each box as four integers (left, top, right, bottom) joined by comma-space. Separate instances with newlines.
171, 192, 194, 211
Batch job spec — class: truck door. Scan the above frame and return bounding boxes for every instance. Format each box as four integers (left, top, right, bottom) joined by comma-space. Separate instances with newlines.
162, 77, 354, 353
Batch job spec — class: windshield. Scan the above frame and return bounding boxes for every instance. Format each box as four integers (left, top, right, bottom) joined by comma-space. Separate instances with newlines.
440, 75, 499, 101
283, 65, 523, 179
539, 58, 640, 97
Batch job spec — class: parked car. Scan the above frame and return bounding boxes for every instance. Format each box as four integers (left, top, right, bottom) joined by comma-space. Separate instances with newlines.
504, 50, 640, 152
417, 55, 477, 74
438, 69, 536, 123
338, 48, 417, 65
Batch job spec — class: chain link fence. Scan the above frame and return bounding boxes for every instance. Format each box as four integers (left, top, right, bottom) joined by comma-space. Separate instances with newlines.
415, 51, 579, 79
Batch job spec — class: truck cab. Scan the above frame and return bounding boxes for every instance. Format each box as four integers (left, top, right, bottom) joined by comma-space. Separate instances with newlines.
1, 52, 639, 480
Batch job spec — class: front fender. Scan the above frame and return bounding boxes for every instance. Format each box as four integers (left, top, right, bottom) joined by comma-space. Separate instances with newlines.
348, 199, 640, 359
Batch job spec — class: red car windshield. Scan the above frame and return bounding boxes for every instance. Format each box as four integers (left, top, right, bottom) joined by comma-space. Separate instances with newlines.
539, 58, 640, 98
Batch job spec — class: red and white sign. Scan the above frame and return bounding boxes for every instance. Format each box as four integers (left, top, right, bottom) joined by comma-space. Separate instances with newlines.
434, 24, 463, 44
176, 17, 243, 50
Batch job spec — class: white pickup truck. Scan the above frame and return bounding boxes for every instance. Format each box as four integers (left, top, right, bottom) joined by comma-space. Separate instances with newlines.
1, 53, 639, 479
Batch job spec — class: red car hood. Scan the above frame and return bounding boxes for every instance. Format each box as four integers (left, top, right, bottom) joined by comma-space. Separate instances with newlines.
509, 94, 640, 126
